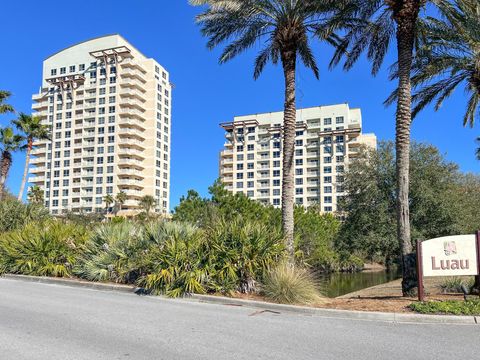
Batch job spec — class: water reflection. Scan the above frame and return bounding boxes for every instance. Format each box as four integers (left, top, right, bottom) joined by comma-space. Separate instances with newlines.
317, 269, 401, 298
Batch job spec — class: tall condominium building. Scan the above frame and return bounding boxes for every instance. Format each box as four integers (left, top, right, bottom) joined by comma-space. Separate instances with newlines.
29, 34, 171, 215
219, 104, 376, 213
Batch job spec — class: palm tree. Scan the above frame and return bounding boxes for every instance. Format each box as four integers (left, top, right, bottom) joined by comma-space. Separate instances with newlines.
115, 191, 127, 215
330, 0, 431, 295
139, 195, 156, 215
190, 0, 342, 264
13, 113, 50, 201
388, 0, 480, 127
0, 90, 14, 115
27, 185, 44, 205
476, 137, 480, 161
103, 194, 114, 215
0, 127, 24, 201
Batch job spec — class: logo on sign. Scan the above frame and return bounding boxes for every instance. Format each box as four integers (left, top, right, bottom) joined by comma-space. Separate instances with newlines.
444, 241, 457, 256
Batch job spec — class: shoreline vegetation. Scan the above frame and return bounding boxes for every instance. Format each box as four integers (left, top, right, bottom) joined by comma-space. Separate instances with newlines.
0, 141, 479, 310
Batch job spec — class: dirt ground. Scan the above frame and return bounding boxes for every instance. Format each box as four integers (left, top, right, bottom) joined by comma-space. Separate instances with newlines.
233, 277, 474, 313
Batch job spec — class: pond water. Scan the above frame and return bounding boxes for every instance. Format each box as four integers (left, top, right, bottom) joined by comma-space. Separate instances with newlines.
317, 269, 401, 298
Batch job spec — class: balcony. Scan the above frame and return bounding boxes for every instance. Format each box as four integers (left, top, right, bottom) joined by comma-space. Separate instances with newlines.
30, 157, 45, 165
32, 102, 48, 111
120, 69, 147, 83
119, 89, 147, 102
118, 158, 144, 169
28, 176, 44, 184
118, 148, 145, 159
118, 128, 145, 140
33, 111, 48, 118
221, 166, 233, 175
118, 169, 145, 177
123, 189, 143, 198
117, 179, 144, 188
32, 93, 46, 101
120, 58, 147, 73
118, 139, 145, 150
30, 166, 46, 173
123, 200, 140, 208
119, 108, 147, 121
220, 159, 233, 165
118, 117, 146, 130
31, 146, 47, 156
120, 99, 145, 111
119, 78, 145, 91
220, 149, 233, 157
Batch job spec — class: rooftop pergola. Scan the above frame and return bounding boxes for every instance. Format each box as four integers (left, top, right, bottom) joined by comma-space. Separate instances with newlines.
89, 46, 132, 66
46, 74, 86, 92
220, 119, 259, 131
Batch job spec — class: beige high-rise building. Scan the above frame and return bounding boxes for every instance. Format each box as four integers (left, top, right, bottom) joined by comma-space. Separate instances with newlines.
29, 34, 171, 215
219, 104, 376, 213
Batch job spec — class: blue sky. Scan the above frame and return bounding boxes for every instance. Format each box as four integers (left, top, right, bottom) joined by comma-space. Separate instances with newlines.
1, 1, 478, 208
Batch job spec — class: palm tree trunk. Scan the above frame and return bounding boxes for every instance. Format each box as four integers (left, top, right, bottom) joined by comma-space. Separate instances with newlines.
18, 139, 32, 201
281, 47, 297, 265
395, 4, 420, 296
0, 150, 12, 201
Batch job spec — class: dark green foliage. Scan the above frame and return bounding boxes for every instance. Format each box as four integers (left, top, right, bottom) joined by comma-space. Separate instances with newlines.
174, 180, 344, 271
410, 299, 480, 315
0, 198, 50, 233
0, 221, 89, 277
337, 141, 479, 265
173, 180, 281, 227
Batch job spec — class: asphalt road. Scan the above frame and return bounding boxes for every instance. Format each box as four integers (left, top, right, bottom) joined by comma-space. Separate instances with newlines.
0, 278, 479, 360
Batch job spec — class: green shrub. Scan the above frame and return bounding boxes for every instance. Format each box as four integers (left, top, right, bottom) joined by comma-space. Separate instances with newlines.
0, 198, 50, 233
203, 217, 284, 294
0, 221, 88, 277
138, 221, 207, 297
261, 263, 322, 305
139, 218, 284, 297
410, 299, 480, 315
74, 222, 146, 283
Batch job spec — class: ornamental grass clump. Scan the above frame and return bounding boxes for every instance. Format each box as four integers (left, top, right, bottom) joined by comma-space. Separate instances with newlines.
261, 263, 323, 305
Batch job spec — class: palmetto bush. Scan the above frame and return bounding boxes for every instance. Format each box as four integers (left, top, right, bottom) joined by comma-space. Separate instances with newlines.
139, 218, 285, 297
203, 218, 285, 294
74, 222, 146, 283
0, 198, 50, 233
138, 221, 208, 297
0, 221, 88, 277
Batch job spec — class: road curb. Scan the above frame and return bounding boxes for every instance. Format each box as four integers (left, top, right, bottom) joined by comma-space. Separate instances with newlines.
2, 274, 478, 325
1, 274, 137, 293
188, 294, 478, 325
